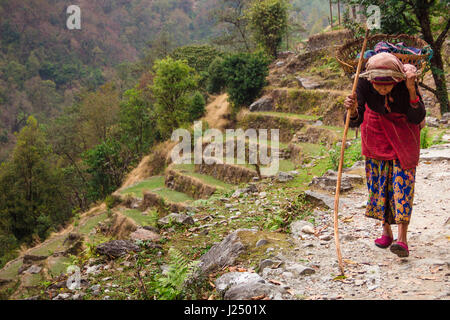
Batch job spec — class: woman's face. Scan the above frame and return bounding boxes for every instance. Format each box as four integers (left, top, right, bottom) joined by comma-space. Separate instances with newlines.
371, 82, 395, 96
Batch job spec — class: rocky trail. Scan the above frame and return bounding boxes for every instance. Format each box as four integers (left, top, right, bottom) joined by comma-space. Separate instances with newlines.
211, 141, 450, 300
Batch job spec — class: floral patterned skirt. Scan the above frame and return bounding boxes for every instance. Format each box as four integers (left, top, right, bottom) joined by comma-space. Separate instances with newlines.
365, 158, 416, 225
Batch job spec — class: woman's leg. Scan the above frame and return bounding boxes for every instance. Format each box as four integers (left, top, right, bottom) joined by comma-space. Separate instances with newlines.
382, 222, 393, 238
397, 223, 408, 244
391, 160, 415, 242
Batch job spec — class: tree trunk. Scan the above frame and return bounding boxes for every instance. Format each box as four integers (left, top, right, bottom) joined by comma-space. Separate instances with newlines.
429, 49, 449, 114
329, 0, 333, 27
338, 0, 341, 25
414, 6, 449, 114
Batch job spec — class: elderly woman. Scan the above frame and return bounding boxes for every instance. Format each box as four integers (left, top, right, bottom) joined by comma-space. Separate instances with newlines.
344, 52, 426, 258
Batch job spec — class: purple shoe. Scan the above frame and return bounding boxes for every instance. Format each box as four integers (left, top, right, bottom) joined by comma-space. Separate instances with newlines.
390, 241, 409, 257
374, 235, 393, 248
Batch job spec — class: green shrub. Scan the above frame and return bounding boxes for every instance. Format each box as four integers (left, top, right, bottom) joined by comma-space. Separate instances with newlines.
420, 127, 432, 149
222, 52, 271, 113
105, 194, 121, 209
187, 91, 206, 122
327, 139, 362, 171
206, 57, 226, 94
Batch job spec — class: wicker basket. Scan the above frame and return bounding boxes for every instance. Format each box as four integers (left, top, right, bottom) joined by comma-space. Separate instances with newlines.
336, 34, 432, 76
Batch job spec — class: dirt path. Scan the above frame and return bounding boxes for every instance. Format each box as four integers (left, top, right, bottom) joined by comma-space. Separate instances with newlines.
264, 143, 450, 300
202, 93, 231, 131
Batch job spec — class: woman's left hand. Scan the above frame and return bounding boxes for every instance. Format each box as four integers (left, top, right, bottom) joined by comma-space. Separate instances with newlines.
405, 67, 417, 92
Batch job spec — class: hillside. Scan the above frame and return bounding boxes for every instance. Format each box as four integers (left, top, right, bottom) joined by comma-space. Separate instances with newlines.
1, 26, 449, 301
0, 0, 222, 162
0, 0, 336, 163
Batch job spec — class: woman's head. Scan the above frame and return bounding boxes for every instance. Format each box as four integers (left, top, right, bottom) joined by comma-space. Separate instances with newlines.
364, 52, 407, 96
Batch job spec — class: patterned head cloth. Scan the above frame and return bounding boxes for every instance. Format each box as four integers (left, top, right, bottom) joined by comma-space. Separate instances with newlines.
360, 52, 416, 85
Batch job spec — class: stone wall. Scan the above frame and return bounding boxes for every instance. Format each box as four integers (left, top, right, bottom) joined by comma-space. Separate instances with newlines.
140, 191, 188, 214
306, 29, 353, 51
291, 126, 340, 147
165, 168, 217, 200
195, 161, 258, 185
237, 112, 307, 143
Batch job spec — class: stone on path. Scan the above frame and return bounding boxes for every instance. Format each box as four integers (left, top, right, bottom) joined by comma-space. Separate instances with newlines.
129, 228, 160, 241
284, 263, 315, 277
215, 272, 265, 295
223, 281, 284, 300
290, 220, 314, 238
96, 240, 141, 258
158, 213, 194, 226
305, 190, 346, 210
420, 144, 450, 162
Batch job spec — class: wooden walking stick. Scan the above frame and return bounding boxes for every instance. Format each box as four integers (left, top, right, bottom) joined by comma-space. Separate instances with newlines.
333, 27, 370, 276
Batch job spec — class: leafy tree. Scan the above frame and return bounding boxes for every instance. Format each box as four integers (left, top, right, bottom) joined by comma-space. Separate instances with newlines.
0, 116, 70, 242
210, 0, 255, 52
170, 45, 224, 75
2, 61, 27, 88
344, 0, 449, 114
187, 91, 206, 122
151, 57, 199, 139
45, 104, 91, 211
82, 138, 134, 201
119, 88, 158, 157
222, 51, 271, 112
170, 45, 224, 91
79, 82, 120, 148
246, 0, 289, 58
206, 56, 227, 94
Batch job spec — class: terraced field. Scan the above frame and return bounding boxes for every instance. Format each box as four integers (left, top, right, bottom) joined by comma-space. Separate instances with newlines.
119, 176, 194, 203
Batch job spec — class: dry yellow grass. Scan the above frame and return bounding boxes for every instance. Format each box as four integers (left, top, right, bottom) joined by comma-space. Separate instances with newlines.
202, 93, 231, 131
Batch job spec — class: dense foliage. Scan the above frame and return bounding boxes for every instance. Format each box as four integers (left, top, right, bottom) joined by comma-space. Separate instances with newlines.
221, 51, 271, 112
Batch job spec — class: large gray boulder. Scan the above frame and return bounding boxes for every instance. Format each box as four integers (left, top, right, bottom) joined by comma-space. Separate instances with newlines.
305, 190, 346, 210
215, 272, 265, 296
249, 96, 274, 112
295, 77, 322, 90
198, 229, 254, 274
224, 281, 285, 300
96, 240, 141, 258
309, 169, 364, 192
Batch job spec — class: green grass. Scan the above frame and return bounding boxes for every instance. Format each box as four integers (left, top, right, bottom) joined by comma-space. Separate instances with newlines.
298, 124, 356, 140
297, 142, 327, 157
283, 155, 332, 191
47, 256, 72, 277
152, 188, 194, 203
172, 163, 235, 190
119, 176, 166, 198
28, 235, 66, 257
76, 212, 108, 235
0, 259, 23, 280
121, 208, 159, 227
119, 176, 194, 203
278, 159, 297, 172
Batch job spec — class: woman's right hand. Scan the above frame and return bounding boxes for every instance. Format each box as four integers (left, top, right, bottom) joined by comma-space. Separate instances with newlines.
344, 94, 358, 117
